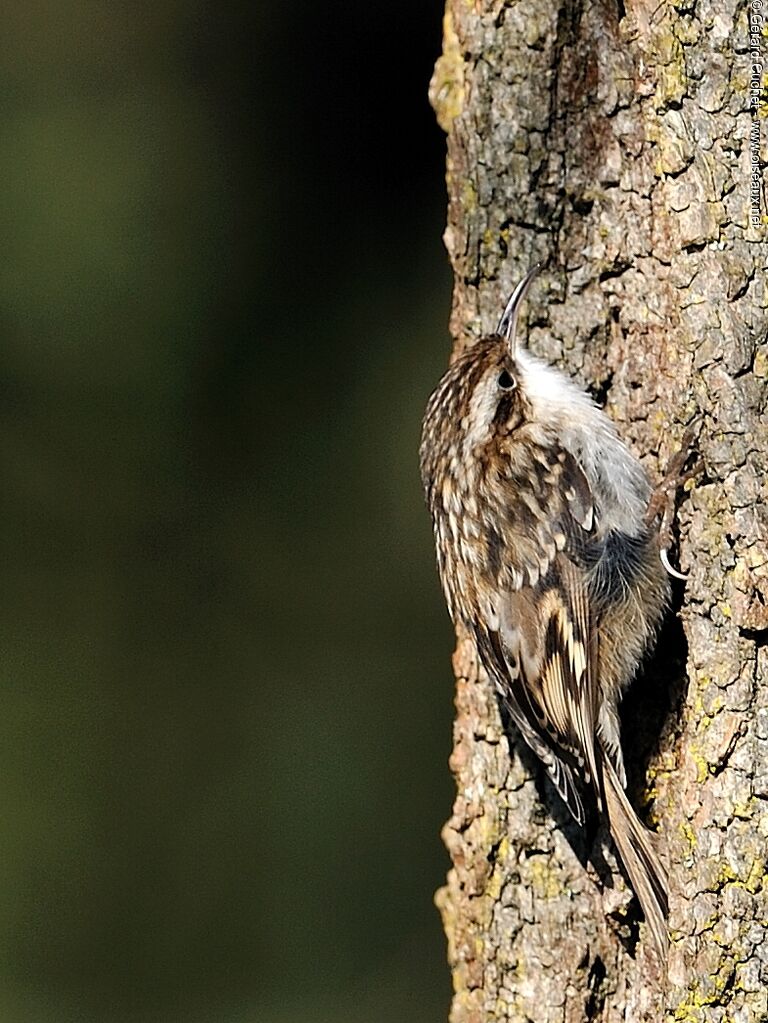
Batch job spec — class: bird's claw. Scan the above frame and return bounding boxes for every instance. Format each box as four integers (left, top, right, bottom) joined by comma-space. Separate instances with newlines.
660, 547, 688, 582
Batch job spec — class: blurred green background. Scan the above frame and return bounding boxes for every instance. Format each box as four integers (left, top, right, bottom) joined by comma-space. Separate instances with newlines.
0, 4, 454, 1022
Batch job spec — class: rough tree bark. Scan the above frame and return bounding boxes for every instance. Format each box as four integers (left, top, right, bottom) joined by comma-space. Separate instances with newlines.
428, 1, 767, 1020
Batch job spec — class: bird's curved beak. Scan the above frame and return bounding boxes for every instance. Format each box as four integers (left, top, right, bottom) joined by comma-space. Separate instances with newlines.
496, 263, 542, 357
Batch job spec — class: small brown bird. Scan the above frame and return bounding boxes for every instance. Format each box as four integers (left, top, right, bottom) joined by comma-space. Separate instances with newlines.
419, 266, 670, 954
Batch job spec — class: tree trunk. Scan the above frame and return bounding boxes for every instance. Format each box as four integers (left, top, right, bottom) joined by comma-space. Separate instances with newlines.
428, 1, 767, 1020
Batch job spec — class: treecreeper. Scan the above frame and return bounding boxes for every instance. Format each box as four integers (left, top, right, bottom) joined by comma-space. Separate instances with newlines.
419, 266, 673, 956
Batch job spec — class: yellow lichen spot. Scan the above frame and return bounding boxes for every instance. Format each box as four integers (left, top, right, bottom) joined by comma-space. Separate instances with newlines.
527, 856, 563, 900
652, 25, 688, 111
717, 861, 738, 886
673, 971, 735, 1019
679, 819, 697, 850
732, 800, 753, 820
428, 11, 465, 132
461, 179, 477, 214
674, 989, 704, 1022
708, 695, 724, 716
475, 811, 502, 852
744, 857, 765, 894
485, 870, 502, 902
688, 745, 710, 783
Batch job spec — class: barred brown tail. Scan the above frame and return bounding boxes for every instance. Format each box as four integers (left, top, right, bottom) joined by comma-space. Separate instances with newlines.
601, 751, 668, 957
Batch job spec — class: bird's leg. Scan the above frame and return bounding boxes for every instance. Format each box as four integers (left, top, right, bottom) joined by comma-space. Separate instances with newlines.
646, 421, 703, 581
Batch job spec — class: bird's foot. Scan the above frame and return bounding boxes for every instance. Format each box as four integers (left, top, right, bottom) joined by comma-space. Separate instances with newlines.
646, 421, 703, 582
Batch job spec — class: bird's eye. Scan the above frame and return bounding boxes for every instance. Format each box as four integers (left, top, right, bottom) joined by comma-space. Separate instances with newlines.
497, 370, 516, 390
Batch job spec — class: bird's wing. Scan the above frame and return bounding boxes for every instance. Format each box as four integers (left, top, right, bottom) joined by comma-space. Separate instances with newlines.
473, 447, 601, 823
473, 621, 589, 823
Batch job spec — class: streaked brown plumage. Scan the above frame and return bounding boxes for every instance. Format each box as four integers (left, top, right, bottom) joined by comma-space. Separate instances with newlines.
420, 267, 670, 955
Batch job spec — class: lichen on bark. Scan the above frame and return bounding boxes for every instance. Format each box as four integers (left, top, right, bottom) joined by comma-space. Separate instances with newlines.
429, 0, 768, 1020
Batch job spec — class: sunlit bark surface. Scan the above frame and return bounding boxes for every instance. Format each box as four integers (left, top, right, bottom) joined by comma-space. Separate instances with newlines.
429, 0, 768, 1018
